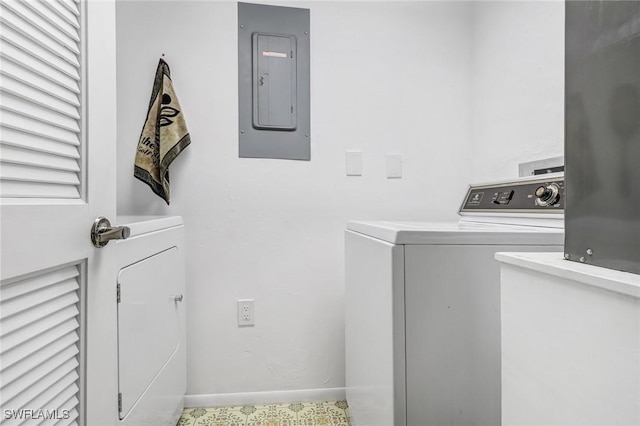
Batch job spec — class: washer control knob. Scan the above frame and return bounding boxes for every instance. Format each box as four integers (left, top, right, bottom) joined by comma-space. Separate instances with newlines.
535, 183, 560, 207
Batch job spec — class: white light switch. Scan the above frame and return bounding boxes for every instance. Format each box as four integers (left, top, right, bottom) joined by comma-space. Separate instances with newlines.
386, 154, 402, 178
346, 150, 363, 176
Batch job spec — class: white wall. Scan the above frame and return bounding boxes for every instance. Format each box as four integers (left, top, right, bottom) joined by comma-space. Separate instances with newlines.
116, 1, 474, 396
115, 0, 566, 398
471, 0, 565, 181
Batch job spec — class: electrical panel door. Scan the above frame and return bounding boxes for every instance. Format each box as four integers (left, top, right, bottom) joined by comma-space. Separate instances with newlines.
253, 33, 297, 130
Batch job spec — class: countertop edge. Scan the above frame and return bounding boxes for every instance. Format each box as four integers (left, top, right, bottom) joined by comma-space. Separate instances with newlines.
495, 252, 640, 299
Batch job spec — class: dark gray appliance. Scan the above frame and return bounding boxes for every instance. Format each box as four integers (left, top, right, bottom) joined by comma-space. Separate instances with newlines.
565, 1, 640, 274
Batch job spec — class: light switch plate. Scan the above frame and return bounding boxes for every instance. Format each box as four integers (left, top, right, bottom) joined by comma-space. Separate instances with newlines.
346, 150, 363, 176
386, 154, 402, 178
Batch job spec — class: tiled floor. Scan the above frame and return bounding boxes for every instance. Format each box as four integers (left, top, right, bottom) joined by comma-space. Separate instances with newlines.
177, 400, 351, 426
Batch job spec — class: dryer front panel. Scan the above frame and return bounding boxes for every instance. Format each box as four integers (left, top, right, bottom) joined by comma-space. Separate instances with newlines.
117, 247, 182, 419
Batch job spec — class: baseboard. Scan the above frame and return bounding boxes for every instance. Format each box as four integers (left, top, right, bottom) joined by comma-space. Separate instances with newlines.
184, 387, 346, 408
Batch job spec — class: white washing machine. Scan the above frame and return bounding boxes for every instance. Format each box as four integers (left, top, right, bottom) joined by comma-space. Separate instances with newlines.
345, 174, 565, 426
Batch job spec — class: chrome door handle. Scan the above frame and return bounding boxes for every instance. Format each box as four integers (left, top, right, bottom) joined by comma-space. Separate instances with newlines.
169, 294, 183, 302
91, 217, 130, 248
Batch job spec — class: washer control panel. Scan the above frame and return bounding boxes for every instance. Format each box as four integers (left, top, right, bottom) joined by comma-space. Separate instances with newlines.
460, 175, 564, 213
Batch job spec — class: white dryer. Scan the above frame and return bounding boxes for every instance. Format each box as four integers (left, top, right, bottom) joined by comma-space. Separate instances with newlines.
114, 216, 186, 426
345, 174, 565, 426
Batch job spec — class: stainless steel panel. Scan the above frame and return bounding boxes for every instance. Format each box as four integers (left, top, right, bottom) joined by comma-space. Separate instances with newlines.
565, 1, 640, 274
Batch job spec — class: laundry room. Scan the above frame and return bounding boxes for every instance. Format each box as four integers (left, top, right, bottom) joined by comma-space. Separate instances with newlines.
115, 0, 564, 411
0, 0, 637, 425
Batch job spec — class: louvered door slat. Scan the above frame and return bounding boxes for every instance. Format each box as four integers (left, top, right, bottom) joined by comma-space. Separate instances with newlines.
1, 40, 81, 95
35, 374, 80, 424
2, 76, 81, 119
38, 398, 79, 426
0, 268, 79, 301
0, 110, 80, 148
0, 145, 80, 173
40, 386, 79, 422
1, 24, 80, 79
1, 127, 80, 159
0, 7, 79, 67
0, 331, 78, 386
0, 181, 80, 199
1, 321, 78, 373
2, 0, 80, 56
1, 164, 80, 189
1, 109, 79, 146
41, 0, 80, 30
21, 366, 79, 414
1, 308, 79, 355
2, 292, 80, 335
0, 265, 81, 425
59, 409, 80, 426
22, 0, 80, 43
58, 0, 79, 17
3, 358, 79, 413
1, 278, 79, 319
0, 346, 79, 407
1, 59, 80, 105
1, 400, 78, 426
0, 164, 81, 197
2, 92, 80, 133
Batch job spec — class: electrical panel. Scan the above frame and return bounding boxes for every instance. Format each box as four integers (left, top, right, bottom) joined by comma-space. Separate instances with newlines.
238, 3, 310, 160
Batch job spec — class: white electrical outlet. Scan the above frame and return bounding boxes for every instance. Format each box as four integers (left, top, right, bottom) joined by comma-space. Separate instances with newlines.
237, 299, 255, 326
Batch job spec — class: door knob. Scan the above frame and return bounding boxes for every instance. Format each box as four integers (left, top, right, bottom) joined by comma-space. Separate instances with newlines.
91, 217, 130, 248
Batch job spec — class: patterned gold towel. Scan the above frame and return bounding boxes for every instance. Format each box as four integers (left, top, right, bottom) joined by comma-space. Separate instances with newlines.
134, 58, 190, 204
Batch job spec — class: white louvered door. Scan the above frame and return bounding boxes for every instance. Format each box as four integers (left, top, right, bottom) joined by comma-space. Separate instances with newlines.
0, 0, 117, 425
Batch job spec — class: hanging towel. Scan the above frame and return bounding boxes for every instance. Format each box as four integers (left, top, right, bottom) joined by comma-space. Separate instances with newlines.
134, 58, 191, 205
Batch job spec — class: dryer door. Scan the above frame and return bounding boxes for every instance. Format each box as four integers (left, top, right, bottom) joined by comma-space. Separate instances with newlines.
117, 247, 182, 419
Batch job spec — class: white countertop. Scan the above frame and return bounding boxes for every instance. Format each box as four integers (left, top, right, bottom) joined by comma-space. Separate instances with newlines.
116, 215, 183, 236
496, 252, 640, 299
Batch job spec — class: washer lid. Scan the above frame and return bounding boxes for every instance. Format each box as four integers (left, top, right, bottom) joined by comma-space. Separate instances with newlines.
346, 220, 564, 245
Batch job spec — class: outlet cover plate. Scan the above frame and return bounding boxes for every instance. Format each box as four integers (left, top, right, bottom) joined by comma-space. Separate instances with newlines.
237, 299, 255, 326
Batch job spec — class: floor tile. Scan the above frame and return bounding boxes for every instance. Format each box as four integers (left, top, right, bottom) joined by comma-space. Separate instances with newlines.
177, 400, 351, 426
